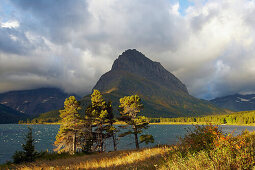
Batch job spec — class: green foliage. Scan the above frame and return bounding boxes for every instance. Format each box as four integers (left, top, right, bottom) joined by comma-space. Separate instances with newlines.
88, 90, 116, 152
90, 90, 110, 123
22, 127, 37, 161
119, 95, 154, 149
119, 95, 143, 119
31, 110, 60, 124
148, 110, 255, 125
139, 135, 154, 144
12, 151, 26, 164
12, 127, 38, 164
54, 96, 85, 154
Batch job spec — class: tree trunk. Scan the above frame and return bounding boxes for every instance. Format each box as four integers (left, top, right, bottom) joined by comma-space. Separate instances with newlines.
89, 124, 93, 152
111, 122, 117, 151
112, 133, 117, 151
100, 124, 104, 152
133, 126, 139, 149
73, 132, 76, 154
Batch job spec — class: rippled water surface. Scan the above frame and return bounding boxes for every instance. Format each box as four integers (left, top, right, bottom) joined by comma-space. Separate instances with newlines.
0, 124, 255, 164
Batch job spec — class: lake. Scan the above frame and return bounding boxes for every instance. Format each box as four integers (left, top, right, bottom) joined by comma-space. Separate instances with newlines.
0, 124, 255, 164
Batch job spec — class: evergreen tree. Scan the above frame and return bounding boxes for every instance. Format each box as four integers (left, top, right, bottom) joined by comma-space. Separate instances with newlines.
12, 127, 37, 163
22, 127, 37, 161
105, 101, 118, 151
84, 96, 118, 152
90, 90, 113, 152
119, 95, 154, 149
83, 104, 95, 153
54, 96, 85, 154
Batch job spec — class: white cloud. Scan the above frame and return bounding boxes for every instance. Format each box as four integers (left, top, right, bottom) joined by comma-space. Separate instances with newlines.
1, 0, 255, 99
1, 20, 19, 28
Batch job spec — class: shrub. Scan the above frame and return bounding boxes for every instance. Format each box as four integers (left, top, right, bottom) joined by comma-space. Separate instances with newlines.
179, 124, 224, 154
12, 151, 26, 164
161, 124, 255, 169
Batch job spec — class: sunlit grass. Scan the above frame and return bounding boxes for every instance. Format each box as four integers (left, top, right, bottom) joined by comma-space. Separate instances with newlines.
14, 146, 171, 169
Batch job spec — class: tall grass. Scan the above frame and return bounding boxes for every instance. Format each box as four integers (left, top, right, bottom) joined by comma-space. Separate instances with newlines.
14, 146, 170, 169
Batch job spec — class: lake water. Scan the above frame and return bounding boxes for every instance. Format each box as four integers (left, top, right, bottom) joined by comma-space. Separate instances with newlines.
0, 124, 255, 164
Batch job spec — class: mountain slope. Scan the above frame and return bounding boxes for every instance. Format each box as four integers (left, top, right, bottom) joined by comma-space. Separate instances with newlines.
0, 88, 77, 116
210, 94, 255, 111
81, 49, 227, 117
0, 104, 29, 124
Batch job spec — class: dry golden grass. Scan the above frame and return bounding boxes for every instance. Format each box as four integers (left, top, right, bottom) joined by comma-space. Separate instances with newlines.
13, 146, 171, 170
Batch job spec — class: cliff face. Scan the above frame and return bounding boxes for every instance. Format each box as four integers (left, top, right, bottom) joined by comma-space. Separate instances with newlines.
82, 49, 227, 117
94, 49, 188, 94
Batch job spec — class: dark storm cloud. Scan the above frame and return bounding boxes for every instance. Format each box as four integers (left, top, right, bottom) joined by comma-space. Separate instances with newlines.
10, 0, 89, 45
1, 0, 255, 99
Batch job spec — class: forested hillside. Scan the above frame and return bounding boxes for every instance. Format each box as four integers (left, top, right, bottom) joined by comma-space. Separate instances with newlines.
149, 110, 255, 125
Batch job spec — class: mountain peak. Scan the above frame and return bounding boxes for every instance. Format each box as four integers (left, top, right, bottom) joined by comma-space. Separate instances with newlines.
121, 49, 145, 58
111, 49, 152, 71
95, 49, 189, 94
122, 49, 143, 55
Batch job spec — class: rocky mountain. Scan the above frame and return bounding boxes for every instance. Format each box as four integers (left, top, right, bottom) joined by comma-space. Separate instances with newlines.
0, 88, 77, 116
81, 49, 227, 117
0, 104, 29, 124
210, 94, 255, 111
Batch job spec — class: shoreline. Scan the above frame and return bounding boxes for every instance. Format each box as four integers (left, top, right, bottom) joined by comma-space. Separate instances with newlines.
15, 122, 255, 127
150, 122, 255, 126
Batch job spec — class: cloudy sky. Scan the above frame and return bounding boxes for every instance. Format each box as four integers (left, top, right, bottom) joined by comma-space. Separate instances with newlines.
0, 0, 255, 99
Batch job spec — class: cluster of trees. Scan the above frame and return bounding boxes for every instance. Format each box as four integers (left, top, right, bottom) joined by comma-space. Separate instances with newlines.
149, 110, 255, 125
18, 110, 61, 124
54, 90, 154, 154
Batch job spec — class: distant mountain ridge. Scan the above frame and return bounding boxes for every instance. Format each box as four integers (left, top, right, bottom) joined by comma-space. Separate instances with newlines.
210, 94, 255, 111
81, 49, 227, 117
0, 87, 77, 116
0, 104, 29, 124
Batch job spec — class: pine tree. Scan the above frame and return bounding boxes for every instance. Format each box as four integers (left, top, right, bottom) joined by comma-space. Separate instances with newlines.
83, 104, 95, 153
119, 95, 154, 149
105, 101, 118, 151
12, 127, 37, 163
89, 90, 116, 152
54, 96, 85, 154
22, 127, 37, 161
91, 90, 108, 152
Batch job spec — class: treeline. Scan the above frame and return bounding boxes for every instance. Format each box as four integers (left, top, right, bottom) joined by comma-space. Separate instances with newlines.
149, 110, 255, 125
54, 90, 154, 154
19, 110, 61, 124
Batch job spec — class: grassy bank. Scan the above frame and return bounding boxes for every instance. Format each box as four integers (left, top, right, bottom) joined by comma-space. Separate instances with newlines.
6, 146, 170, 169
